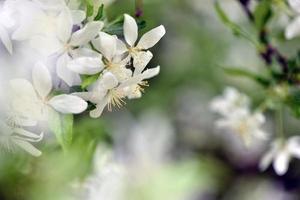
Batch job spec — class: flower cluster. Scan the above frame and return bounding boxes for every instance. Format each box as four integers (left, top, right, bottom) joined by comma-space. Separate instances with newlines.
0, 0, 165, 156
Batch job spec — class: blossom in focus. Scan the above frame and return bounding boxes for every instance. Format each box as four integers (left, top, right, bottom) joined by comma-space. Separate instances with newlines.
76, 63, 159, 118
123, 14, 165, 69
0, 113, 43, 156
259, 136, 300, 176
10, 62, 88, 121
90, 32, 131, 81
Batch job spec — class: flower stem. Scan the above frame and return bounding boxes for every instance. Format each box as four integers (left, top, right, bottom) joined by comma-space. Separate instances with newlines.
276, 105, 285, 139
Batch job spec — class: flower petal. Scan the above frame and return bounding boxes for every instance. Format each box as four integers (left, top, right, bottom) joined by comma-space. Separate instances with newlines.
288, 136, 300, 158
133, 51, 153, 74
259, 148, 275, 171
14, 128, 43, 141
0, 25, 12, 54
92, 32, 117, 61
285, 17, 300, 40
137, 25, 166, 49
273, 151, 290, 176
32, 62, 52, 99
57, 7, 73, 43
71, 10, 86, 24
70, 21, 104, 46
288, 0, 300, 13
100, 72, 119, 90
12, 139, 42, 157
90, 97, 109, 118
48, 94, 88, 114
67, 56, 104, 75
123, 14, 138, 46
56, 53, 81, 86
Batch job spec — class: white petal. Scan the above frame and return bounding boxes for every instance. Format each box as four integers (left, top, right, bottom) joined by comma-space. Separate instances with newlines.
14, 117, 37, 127
259, 149, 275, 171
14, 128, 43, 141
288, 136, 300, 158
90, 97, 109, 118
285, 17, 300, 40
71, 10, 86, 24
29, 35, 62, 55
116, 37, 128, 54
70, 21, 104, 46
137, 25, 166, 49
48, 94, 88, 114
140, 66, 160, 79
133, 51, 153, 74
9, 79, 38, 100
57, 7, 73, 43
120, 66, 160, 88
13, 139, 42, 157
56, 53, 81, 86
67, 56, 104, 75
92, 32, 117, 61
273, 151, 290, 175
100, 72, 119, 90
288, 0, 300, 13
123, 14, 138, 46
32, 62, 52, 99
0, 25, 13, 54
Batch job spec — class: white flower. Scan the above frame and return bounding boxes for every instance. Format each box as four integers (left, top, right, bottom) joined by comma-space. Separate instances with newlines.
0, 2, 15, 54
123, 14, 165, 69
10, 62, 88, 121
88, 32, 131, 81
0, 113, 43, 157
76, 65, 159, 118
285, 0, 300, 39
210, 87, 250, 117
216, 109, 268, 147
259, 136, 300, 176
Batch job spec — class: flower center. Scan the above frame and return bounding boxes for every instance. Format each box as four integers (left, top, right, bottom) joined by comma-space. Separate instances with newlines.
107, 89, 126, 111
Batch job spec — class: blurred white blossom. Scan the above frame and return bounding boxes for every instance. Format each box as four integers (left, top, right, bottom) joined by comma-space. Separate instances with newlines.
259, 136, 300, 175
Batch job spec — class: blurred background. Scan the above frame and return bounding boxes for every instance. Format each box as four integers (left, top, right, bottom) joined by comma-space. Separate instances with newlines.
1, 0, 300, 199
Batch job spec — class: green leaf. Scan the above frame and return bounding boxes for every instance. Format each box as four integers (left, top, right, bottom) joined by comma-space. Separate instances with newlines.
223, 67, 270, 86
48, 110, 74, 151
81, 74, 100, 89
84, 0, 94, 17
94, 4, 105, 21
254, 0, 272, 30
214, 0, 260, 48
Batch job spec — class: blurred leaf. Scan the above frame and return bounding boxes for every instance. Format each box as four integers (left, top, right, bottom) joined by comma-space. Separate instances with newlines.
48, 111, 74, 151
84, 0, 94, 17
254, 0, 272, 30
214, 1, 259, 48
286, 88, 300, 118
81, 74, 100, 89
223, 67, 270, 86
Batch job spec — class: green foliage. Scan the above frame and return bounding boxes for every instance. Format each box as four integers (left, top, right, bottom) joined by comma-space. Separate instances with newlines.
254, 0, 273, 30
94, 4, 105, 21
84, 0, 94, 17
81, 73, 100, 89
223, 67, 270, 86
48, 110, 74, 151
214, 0, 259, 48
